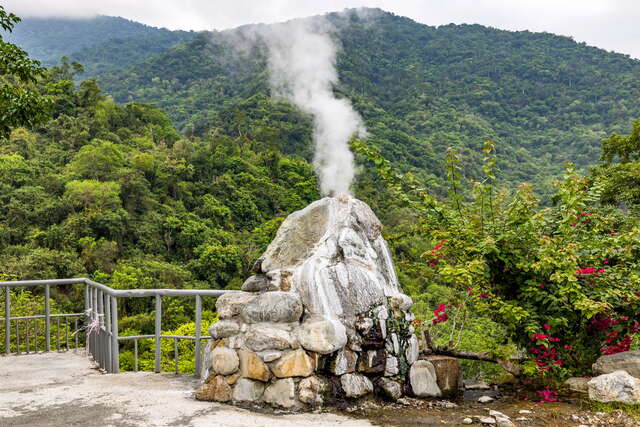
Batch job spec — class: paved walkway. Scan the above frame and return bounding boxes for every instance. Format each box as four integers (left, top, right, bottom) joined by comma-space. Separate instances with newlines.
0, 352, 370, 427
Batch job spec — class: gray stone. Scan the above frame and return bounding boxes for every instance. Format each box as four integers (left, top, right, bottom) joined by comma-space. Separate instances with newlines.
298, 376, 325, 405
518, 410, 532, 415
263, 378, 298, 408
210, 347, 239, 376
462, 418, 473, 424
241, 291, 303, 324
588, 370, 640, 404
296, 319, 347, 354
565, 377, 590, 393
245, 324, 295, 352
378, 377, 402, 401
405, 334, 419, 365
478, 395, 495, 403
489, 411, 514, 427
258, 350, 282, 363
341, 373, 374, 398
232, 378, 265, 402
241, 275, 273, 292
465, 381, 490, 390
390, 333, 400, 355
593, 350, 640, 378
384, 355, 399, 376
410, 360, 441, 397
330, 349, 358, 375
208, 320, 240, 339
475, 416, 496, 424
215, 292, 256, 319
388, 294, 413, 312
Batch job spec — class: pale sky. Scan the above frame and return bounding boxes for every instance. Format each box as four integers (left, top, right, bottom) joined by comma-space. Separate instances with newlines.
4, 0, 640, 59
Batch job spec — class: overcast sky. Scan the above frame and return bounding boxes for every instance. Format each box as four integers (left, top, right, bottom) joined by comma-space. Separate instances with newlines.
5, 0, 640, 59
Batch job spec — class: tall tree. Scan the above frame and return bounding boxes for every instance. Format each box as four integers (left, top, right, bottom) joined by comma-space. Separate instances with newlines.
0, 5, 52, 137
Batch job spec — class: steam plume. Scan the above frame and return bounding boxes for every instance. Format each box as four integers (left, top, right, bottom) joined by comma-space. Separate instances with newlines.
262, 18, 365, 196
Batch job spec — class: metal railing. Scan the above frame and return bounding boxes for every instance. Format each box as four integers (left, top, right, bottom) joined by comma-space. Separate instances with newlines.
1, 278, 227, 378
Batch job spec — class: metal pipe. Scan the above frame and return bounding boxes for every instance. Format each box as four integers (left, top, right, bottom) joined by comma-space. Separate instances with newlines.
45, 284, 50, 352
1, 279, 228, 298
26, 319, 30, 353
155, 295, 161, 373
194, 295, 202, 378
97, 289, 103, 368
74, 318, 78, 351
34, 318, 38, 353
134, 338, 138, 372
111, 296, 119, 373
56, 317, 60, 351
174, 337, 179, 374
5, 287, 9, 354
15, 320, 19, 354
65, 317, 69, 350
104, 293, 111, 372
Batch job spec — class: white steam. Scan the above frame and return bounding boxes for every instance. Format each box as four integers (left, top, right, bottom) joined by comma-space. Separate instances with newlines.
261, 19, 366, 196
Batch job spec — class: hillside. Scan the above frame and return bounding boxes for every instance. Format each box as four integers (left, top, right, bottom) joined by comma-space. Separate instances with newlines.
5, 9, 640, 194
1, 15, 196, 75
95, 9, 640, 193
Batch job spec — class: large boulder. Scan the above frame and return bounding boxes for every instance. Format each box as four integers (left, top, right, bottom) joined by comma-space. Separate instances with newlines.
588, 370, 640, 404
410, 360, 442, 397
593, 350, 640, 378
271, 349, 315, 378
263, 378, 298, 408
216, 292, 256, 319
244, 324, 296, 352
210, 346, 239, 375
341, 373, 374, 398
295, 319, 347, 354
232, 378, 265, 402
259, 197, 403, 320
241, 291, 303, 323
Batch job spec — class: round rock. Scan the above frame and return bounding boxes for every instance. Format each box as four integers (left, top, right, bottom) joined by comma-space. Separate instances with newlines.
296, 319, 347, 354
241, 291, 303, 323
210, 347, 239, 375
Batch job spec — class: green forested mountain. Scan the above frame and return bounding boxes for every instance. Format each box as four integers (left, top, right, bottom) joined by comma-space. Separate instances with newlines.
2, 15, 196, 74
6, 10, 640, 194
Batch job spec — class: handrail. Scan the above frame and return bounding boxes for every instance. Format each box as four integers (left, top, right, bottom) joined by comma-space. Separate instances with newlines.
1, 278, 227, 297
1, 278, 229, 378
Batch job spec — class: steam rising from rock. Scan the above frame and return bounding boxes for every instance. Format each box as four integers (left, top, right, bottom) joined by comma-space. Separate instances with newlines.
262, 19, 366, 196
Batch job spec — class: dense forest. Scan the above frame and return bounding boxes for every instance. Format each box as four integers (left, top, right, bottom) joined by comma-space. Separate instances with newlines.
2, 6, 640, 382
5, 9, 640, 196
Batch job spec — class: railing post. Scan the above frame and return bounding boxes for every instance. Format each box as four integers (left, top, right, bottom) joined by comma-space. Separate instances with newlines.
97, 290, 104, 368
4, 287, 9, 354
104, 293, 111, 372
194, 295, 202, 378
111, 296, 119, 373
155, 294, 161, 373
45, 284, 51, 352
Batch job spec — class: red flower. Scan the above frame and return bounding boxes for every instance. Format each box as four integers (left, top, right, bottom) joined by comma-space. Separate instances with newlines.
543, 324, 551, 330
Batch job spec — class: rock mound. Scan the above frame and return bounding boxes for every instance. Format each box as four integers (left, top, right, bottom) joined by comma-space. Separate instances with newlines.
198, 196, 460, 409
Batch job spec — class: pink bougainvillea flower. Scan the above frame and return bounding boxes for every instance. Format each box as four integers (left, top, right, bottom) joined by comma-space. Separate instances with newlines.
543, 324, 551, 330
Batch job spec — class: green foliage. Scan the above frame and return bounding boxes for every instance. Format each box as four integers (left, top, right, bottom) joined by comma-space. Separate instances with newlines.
593, 119, 640, 206
354, 138, 640, 381
0, 5, 52, 137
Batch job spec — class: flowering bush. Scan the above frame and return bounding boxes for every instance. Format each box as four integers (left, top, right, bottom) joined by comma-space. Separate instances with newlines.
353, 138, 640, 380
